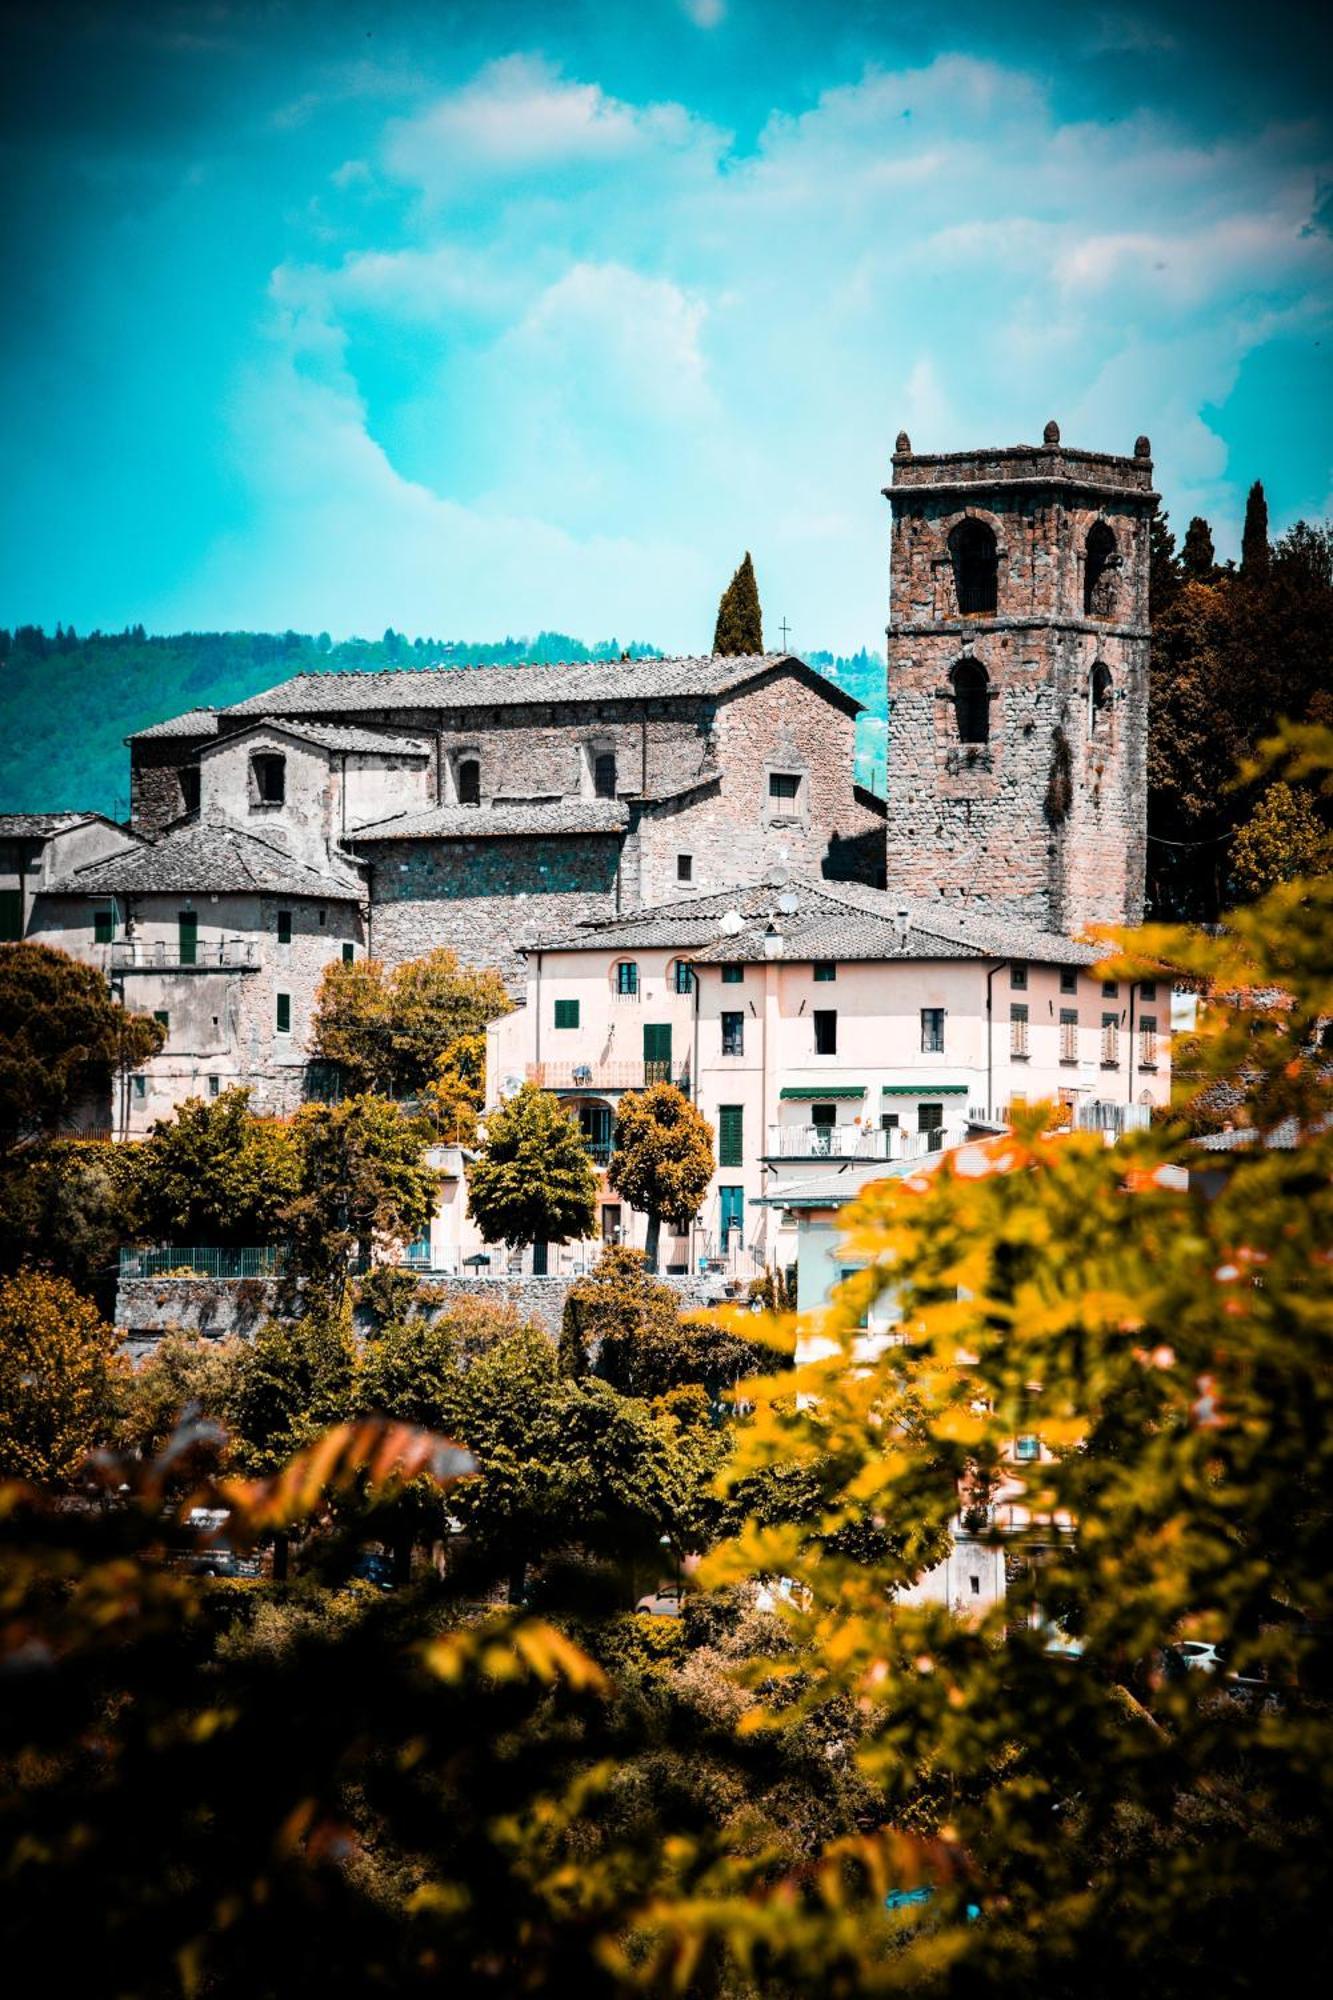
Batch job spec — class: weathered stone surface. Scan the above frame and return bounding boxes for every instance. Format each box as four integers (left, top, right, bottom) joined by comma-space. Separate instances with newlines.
116, 1270, 737, 1355
882, 435, 1154, 931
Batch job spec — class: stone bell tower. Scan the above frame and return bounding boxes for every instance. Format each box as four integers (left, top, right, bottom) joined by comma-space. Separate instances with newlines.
882, 421, 1156, 934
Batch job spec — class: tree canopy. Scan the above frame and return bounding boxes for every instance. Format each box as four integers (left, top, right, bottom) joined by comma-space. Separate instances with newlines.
0, 1269, 123, 1483
608, 1083, 714, 1270
0, 942, 163, 1153
712, 552, 764, 656
285, 1094, 442, 1297
311, 948, 511, 1098
134, 1087, 300, 1245
466, 1084, 598, 1251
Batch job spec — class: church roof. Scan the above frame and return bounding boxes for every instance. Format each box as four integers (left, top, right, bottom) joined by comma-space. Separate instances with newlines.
349, 799, 630, 842
203, 717, 433, 759
221, 653, 862, 719
127, 708, 222, 741
47, 820, 365, 901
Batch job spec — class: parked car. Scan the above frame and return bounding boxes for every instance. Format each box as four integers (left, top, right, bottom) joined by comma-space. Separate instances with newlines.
1171, 1639, 1224, 1673
635, 1586, 683, 1617
350, 1550, 396, 1592
169, 1506, 262, 1579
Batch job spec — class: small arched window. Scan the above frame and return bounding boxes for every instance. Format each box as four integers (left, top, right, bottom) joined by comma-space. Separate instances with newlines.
952, 660, 990, 744
1084, 521, 1119, 618
613, 960, 639, 998
1089, 662, 1113, 736
457, 758, 481, 806
950, 518, 998, 616
593, 751, 617, 799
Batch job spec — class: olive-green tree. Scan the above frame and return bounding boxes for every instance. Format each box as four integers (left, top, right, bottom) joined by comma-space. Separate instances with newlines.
466, 1085, 597, 1259
0, 1269, 123, 1483
712, 551, 764, 655
134, 1088, 300, 1245
284, 1094, 442, 1301
311, 948, 511, 1097
0, 941, 163, 1153
608, 1083, 714, 1271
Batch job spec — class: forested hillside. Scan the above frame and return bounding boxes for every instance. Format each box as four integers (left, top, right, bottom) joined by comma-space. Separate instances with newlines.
0, 626, 888, 817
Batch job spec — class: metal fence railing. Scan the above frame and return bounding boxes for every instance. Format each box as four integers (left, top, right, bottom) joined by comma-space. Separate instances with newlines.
119, 1244, 289, 1279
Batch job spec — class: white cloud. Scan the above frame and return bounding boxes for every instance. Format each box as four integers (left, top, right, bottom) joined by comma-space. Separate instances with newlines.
197, 48, 1333, 648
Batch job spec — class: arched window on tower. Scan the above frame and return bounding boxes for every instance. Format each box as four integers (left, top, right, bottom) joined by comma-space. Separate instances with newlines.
949, 518, 998, 616
1088, 662, 1113, 737
457, 757, 481, 806
952, 659, 990, 744
1084, 521, 1119, 618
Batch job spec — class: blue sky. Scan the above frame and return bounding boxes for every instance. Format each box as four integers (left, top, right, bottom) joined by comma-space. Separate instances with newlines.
2, 0, 1330, 655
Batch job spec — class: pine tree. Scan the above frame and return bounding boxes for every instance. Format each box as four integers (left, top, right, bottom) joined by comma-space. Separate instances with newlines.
1241, 480, 1270, 577
712, 553, 764, 656
1180, 515, 1216, 583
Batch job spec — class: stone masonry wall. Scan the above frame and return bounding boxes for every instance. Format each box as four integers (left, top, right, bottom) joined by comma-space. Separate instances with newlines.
883, 435, 1154, 932
367, 833, 625, 989
116, 1270, 735, 1357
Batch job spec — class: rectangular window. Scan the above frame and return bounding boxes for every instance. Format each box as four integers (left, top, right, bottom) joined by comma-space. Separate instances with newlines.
918, 1102, 944, 1151
0, 890, 22, 941
677, 853, 693, 883
813, 1009, 838, 1055
615, 961, 638, 996
1010, 1003, 1029, 1059
318, 908, 326, 928
718, 1104, 744, 1167
719, 1185, 745, 1240
674, 961, 694, 994
94, 909, 114, 945
811, 1102, 837, 1127
132, 1075, 147, 1100
1140, 980, 1157, 1001
813, 961, 836, 983
1059, 1008, 1078, 1063
721, 964, 744, 984
276, 992, 292, 1035
643, 1022, 672, 1082
277, 909, 292, 945
1102, 980, 1119, 998
342, 942, 354, 964
154, 1010, 169, 1031
208, 1075, 220, 1097
177, 910, 197, 967
1139, 1015, 1158, 1068
180, 767, 200, 815
601, 1205, 622, 1244
1010, 963, 1028, 991
768, 771, 801, 806
921, 1007, 945, 1054
1060, 969, 1078, 995
839, 1266, 870, 1330
880, 1111, 899, 1131
721, 1011, 744, 1057
1013, 1435, 1041, 1464
1101, 1012, 1120, 1065
554, 998, 580, 1030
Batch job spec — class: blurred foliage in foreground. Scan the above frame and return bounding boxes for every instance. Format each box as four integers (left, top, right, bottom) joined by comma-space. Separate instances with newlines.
2, 729, 1332, 1993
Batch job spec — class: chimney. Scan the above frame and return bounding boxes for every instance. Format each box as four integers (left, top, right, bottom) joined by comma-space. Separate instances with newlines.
895, 906, 910, 950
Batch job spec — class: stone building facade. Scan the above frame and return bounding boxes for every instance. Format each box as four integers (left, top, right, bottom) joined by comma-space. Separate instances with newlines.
882, 424, 1155, 932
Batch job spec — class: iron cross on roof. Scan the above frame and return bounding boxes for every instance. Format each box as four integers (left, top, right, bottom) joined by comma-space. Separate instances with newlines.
778, 618, 791, 649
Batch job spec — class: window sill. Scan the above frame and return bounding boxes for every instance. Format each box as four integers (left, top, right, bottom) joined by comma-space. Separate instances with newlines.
1010, 1052, 1030, 1063
1100, 1061, 1120, 1070
1138, 1062, 1158, 1073
1058, 1058, 1079, 1067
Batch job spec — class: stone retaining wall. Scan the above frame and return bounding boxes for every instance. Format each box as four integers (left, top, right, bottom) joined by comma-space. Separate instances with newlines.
116, 1270, 736, 1358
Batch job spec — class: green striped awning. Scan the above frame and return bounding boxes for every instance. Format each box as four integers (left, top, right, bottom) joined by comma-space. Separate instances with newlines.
779, 1084, 866, 1100
880, 1083, 969, 1095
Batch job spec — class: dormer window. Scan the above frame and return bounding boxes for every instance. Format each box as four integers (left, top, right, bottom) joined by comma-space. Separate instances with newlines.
251, 752, 285, 807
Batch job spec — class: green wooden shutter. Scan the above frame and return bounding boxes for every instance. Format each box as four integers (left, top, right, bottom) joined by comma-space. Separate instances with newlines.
177, 910, 197, 966
718, 1104, 743, 1167
554, 998, 580, 1029
643, 1022, 672, 1082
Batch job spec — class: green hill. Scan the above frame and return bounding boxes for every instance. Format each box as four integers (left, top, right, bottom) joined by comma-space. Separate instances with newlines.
0, 625, 887, 817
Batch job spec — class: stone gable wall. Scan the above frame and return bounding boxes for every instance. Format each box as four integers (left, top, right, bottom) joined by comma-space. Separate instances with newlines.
367, 832, 625, 988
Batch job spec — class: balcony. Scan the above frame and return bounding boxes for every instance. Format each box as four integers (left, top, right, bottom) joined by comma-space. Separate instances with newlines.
110, 939, 260, 971
526, 1059, 689, 1092
764, 1123, 940, 1162
967, 1100, 1152, 1138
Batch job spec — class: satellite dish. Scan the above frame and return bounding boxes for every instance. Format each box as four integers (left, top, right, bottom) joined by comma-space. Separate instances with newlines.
718, 909, 744, 936
501, 1075, 524, 1100
777, 890, 799, 916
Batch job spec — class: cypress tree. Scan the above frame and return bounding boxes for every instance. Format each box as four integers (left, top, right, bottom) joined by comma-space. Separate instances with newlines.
1241, 480, 1270, 577
712, 552, 764, 656
1149, 512, 1180, 619
1180, 516, 1216, 584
